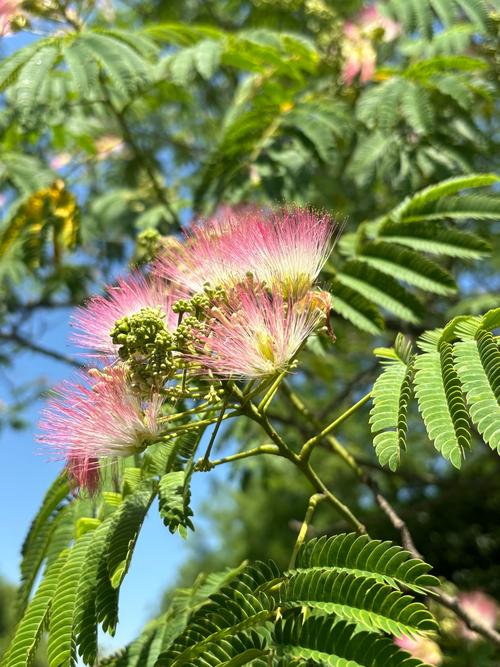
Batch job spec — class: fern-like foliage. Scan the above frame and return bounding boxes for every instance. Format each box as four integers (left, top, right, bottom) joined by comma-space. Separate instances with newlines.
8, 517, 438, 666
2, 425, 206, 667
3, 554, 69, 667
274, 614, 425, 666
357, 242, 456, 295
0, 29, 158, 117
332, 173, 498, 333
336, 261, 424, 323
293, 533, 438, 593
328, 278, 384, 335
120, 534, 439, 667
370, 335, 415, 471
17, 473, 71, 615
383, 0, 493, 37
370, 308, 500, 469
454, 324, 500, 453
414, 341, 471, 468
379, 221, 491, 259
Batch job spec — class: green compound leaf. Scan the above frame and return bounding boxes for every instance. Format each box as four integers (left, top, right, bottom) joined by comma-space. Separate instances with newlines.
158, 465, 194, 537
3, 553, 68, 667
370, 338, 415, 471
454, 329, 500, 453
379, 221, 491, 259
414, 341, 471, 468
47, 530, 97, 667
17, 473, 70, 616
105, 481, 156, 589
358, 241, 456, 295
337, 261, 424, 323
329, 278, 384, 334
280, 569, 437, 637
274, 615, 428, 667
293, 533, 439, 593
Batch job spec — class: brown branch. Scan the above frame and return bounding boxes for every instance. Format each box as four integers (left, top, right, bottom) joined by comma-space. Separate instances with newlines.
0, 331, 83, 368
429, 589, 500, 646
101, 85, 181, 231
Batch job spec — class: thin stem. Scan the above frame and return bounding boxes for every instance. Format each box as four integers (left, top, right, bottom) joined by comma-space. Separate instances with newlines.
0, 330, 83, 368
200, 397, 230, 468
257, 370, 287, 414
240, 393, 366, 534
159, 410, 238, 439
158, 402, 222, 423
298, 461, 366, 534
289, 494, 325, 569
200, 444, 280, 469
100, 83, 180, 229
299, 392, 371, 462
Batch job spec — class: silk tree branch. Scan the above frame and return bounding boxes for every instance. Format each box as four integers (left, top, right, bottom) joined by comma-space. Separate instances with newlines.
100, 83, 181, 230
280, 381, 500, 648
226, 382, 367, 535
0, 330, 82, 368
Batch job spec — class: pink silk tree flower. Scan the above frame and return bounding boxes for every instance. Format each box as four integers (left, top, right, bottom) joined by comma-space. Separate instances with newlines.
358, 4, 401, 42
190, 283, 324, 379
71, 272, 180, 357
66, 453, 101, 495
457, 591, 498, 640
0, 0, 21, 36
341, 4, 400, 85
155, 207, 335, 298
342, 23, 377, 85
394, 635, 443, 665
244, 208, 335, 298
154, 210, 252, 294
38, 366, 163, 491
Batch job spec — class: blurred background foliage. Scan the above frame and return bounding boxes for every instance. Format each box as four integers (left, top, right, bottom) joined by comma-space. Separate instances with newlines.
0, 0, 499, 664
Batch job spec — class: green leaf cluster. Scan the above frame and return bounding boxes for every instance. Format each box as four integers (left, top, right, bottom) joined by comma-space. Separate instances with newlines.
370, 308, 500, 469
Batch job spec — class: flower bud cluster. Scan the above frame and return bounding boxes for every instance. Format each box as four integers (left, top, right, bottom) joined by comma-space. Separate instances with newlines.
38, 206, 338, 491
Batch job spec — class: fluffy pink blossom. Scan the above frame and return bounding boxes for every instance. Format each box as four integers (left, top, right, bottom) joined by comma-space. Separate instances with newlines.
94, 135, 124, 160
71, 272, 180, 357
246, 208, 334, 297
50, 152, 71, 170
0, 0, 21, 36
155, 211, 248, 293
190, 283, 324, 379
155, 208, 335, 298
358, 5, 401, 41
457, 591, 498, 641
394, 635, 442, 665
66, 453, 101, 495
342, 4, 400, 85
38, 366, 163, 490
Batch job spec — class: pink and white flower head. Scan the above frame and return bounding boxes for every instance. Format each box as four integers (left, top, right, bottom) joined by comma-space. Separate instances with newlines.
155, 207, 335, 299
394, 635, 442, 666
358, 5, 401, 42
245, 208, 335, 298
66, 454, 101, 495
0, 0, 22, 37
154, 208, 255, 294
342, 4, 400, 85
71, 271, 180, 357
38, 365, 163, 491
190, 283, 324, 379
457, 591, 498, 641
50, 152, 72, 171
